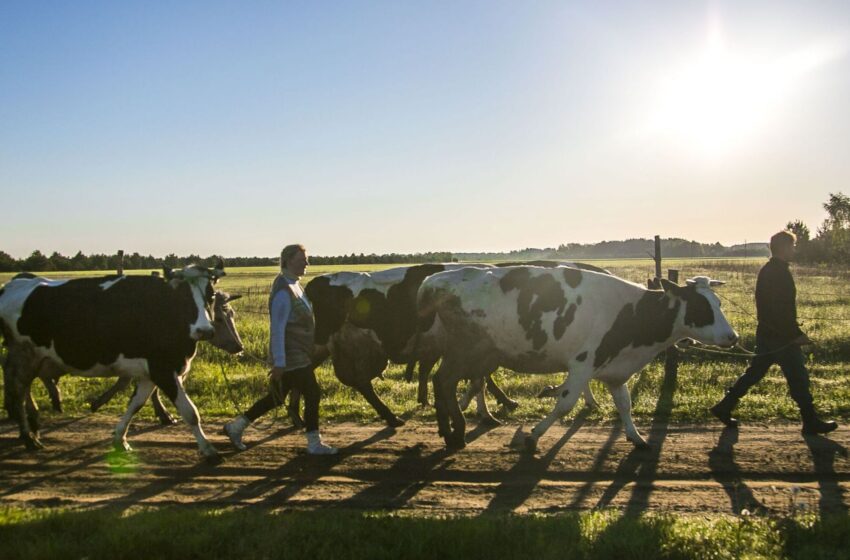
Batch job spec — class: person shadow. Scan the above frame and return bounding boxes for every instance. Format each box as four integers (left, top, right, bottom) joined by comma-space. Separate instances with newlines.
708, 425, 764, 514
802, 434, 848, 514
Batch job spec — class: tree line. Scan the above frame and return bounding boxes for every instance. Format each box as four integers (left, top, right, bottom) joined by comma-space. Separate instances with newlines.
786, 192, 850, 264
0, 250, 456, 272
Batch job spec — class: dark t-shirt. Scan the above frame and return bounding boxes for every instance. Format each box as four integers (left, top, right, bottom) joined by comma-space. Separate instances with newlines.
755, 257, 804, 344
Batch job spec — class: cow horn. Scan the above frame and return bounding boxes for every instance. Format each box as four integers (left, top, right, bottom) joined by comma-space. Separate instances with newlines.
226, 294, 243, 302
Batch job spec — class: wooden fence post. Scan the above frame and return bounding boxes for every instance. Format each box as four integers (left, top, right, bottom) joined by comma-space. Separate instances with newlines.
116, 250, 124, 275
654, 235, 662, 280
665, 268, 679, 376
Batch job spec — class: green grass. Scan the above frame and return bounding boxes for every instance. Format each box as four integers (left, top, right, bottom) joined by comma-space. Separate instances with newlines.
5, 258, 850, 425
1, 507, 848, 560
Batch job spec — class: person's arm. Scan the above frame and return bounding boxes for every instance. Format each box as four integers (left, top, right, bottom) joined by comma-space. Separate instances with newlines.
269, 290, 292, 370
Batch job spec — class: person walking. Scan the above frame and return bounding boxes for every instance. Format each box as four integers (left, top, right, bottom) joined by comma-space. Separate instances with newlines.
710, 230, 838, 435
224, 244, 338, 454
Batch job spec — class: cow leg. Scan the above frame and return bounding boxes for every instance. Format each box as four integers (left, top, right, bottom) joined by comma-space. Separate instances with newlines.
113, 378, 156, 452
485, 374, 519, 411
150, 388, 177, 425
356, 381, 404, 427
42, 376, 62, 413
25, 389, 40, 434
432, 365, 455, 446
527, 373, 587, 453
583, 385, 599, 410
608, 382, 648, 449
404, 361, 416, 382
472, 378, 501, 426
417, 356, 438, 407
90, 377, 131, 412
159, 375, 219, 461
287, 388, 304, 428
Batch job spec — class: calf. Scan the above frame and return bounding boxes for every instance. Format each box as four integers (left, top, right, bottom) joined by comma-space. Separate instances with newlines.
418, 266, 738, 451
0, 262, 243, 461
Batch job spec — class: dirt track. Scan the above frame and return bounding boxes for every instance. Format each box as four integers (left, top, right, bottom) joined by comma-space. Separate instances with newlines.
1, 414, 848, 515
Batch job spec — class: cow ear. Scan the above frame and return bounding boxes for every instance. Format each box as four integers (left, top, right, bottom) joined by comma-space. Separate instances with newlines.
647, 278, 662, 290
215, 257, 225, 271
709, 279, 726, 287
163, 267, 174, 280
659, 278, 685, 296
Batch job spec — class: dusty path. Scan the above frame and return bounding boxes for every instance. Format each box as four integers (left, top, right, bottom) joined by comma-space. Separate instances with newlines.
1, 415, 848, 515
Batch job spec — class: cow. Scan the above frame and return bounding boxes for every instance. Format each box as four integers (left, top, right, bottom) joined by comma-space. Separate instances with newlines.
3, 291, 242, 428
85, 291, 244, 425
0, 262, 243, 462
298, 261, 603, 427
418, 266, 738, 451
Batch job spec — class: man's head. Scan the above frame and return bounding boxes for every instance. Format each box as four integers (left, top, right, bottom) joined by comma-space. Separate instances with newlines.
770, 230, 797, 262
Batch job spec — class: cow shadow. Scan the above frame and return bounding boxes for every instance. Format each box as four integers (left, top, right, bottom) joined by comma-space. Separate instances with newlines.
0, 421, 171, 500
596, 356, 678, 513
803, 434, 848, 514
483, 409, 590, 513
220, 425, 399, 507
331, 442, 456, 510
708, 426, 764, 514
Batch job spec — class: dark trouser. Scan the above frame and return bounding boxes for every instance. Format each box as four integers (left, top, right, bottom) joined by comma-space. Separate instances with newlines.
726, 336, 816, 419
244, 365, 320, 432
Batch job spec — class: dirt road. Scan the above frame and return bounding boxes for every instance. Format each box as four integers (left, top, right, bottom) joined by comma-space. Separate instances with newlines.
1, 415, 847, 515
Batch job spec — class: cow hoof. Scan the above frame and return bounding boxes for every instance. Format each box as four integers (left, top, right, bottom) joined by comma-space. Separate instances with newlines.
444, 434, 466, 451
536, 385, 558, 398
628, 436, 650, 450
22, 434, 44, 451
203, 451, 223, 466
289, 415, 305, 429
114, 440, 133, 453
481, 415, 502, 427
501, 399, 520, 412
524, 435, 538, 454
386, 416, 406, 428
157, 414, 178, 426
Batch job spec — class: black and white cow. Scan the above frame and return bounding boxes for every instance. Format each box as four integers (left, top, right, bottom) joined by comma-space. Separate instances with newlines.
301, 261, 603, 427
418, 266, 738, 451
0, 262, 243, 461
303, 264, 468, 427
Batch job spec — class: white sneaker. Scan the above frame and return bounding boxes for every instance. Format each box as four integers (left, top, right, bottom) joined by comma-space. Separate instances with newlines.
223, 415, 249, 451
306, 430, 338, 455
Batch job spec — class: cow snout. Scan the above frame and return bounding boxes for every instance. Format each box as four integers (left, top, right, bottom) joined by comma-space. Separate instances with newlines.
723, 332, 739, 348
195, 326, 215, 341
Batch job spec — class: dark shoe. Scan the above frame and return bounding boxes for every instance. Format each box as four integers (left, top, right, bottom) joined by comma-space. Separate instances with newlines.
802, 419, 838, 435
710, 403, 739, 428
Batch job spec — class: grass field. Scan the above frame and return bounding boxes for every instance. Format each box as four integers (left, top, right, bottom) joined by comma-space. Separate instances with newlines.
1, 507, 849, 560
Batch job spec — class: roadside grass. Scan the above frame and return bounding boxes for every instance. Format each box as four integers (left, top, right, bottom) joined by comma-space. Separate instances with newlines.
5, 258, 850, 427
1, 506, 848, 560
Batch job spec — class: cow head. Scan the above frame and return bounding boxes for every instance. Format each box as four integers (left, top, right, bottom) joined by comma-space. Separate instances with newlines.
164, 260, 226, 341
328, 323, 388, 386
208, 292, 244, 354
659, 276, 738, 347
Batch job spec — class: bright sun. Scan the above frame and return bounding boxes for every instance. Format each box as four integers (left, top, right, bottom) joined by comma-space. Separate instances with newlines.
647, 25, 846, 159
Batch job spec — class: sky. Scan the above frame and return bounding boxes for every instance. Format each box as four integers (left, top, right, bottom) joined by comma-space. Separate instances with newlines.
2, 1, 850, 258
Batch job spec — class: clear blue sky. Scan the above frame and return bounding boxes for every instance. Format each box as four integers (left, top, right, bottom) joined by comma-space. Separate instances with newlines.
2, 1, 849, 258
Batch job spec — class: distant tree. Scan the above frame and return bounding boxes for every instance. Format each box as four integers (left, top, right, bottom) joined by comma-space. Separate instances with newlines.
0, 251, 17, 272
786, 220, 810, 242
22, 250, 52, 271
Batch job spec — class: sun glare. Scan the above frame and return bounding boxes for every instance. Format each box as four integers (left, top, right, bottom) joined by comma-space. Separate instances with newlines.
646, 23, 847, 159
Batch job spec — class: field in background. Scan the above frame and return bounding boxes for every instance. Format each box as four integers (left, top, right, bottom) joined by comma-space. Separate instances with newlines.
4, 257, 850, 426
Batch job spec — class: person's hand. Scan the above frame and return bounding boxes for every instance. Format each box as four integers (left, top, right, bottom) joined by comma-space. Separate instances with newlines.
794, 334, 814, 347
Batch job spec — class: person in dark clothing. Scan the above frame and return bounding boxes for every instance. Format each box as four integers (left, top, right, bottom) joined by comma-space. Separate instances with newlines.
223, 244, 337, 454
711, 230, 838, 435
